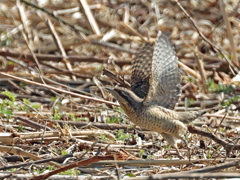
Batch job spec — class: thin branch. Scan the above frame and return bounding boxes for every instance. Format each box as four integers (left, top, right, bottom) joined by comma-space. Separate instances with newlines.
173, 0, 239, 73
188, 125, 240, 152
20, 0, 89, 34
219, 0, 238, 66
79, 0, 101, 35
103, 68, 131, 88
45, 18, 76, 80
0, 72, 119, 106
0, 145, 60, 168
0, 49, 131, 67
29, 155, 115, 180
0, 155, 73, 171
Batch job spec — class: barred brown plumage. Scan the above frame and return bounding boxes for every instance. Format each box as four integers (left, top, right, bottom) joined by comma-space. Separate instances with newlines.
131, 42, 154, 99
106, 31, 206, 158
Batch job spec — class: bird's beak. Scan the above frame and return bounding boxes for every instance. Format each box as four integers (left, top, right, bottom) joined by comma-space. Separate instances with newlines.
105, 87, 118, 97
105, 87, 115, 93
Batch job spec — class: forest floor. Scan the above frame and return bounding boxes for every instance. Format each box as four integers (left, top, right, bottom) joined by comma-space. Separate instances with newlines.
0, 0, 240, 179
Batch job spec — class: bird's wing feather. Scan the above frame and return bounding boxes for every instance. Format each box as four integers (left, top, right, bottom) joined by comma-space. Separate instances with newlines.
143, 31, 181, 109
131, 42, 154, 99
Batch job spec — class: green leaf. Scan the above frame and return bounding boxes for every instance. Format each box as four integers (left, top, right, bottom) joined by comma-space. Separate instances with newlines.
54, 106, 59, 113
206, 78, 216, 92
61, 150, 68, 155
69, 113, 75, 119
48, 165, 54, 171
51, 97, 57, 102
147, 155, 154, 159
17, 125, 24, 132
22, 98, 30, 105
108, 116, 123, 123
2, 91, 16, 102
125, 173, 135, 177
186, 76, 195, 83
54, 114, 61, 120
10, 168, 15, 172
139, 149, 144, 158
0, 107, 13, 120
100, 134, 106, 140
31, 103, 41, 109
5, 109, 13, 115
186, 98, 195, 107
81, 117, 89, 122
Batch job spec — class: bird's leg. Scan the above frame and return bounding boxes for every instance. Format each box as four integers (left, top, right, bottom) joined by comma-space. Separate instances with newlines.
173, 144, 183, 159
181, 137, 191, 162
161, 133, 183, 159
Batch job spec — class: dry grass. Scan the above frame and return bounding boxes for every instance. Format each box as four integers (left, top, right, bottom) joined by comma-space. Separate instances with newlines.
0, 0, 240, 179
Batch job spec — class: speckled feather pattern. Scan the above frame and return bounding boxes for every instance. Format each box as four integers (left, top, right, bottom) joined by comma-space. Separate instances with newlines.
119, 91, 206, 147
131, 42, 154, 99
126, 104, 204, 139
109, 31, 206, 154
144, 32, 181, 109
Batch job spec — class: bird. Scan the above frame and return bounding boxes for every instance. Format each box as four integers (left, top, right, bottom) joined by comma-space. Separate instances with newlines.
105, 31, 207, 158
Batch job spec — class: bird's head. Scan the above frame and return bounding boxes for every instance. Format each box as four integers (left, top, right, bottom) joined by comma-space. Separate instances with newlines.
106, 87, 142, 113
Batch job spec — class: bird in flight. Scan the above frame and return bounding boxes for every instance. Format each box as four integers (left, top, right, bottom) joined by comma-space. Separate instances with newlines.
106, 31, 206, 158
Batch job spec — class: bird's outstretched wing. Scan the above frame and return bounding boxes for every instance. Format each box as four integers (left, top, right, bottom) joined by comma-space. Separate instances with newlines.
131, 42, 154, 99
143, 31, 181, 109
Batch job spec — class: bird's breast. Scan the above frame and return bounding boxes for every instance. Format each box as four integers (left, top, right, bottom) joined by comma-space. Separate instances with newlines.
126, 106, 186, 136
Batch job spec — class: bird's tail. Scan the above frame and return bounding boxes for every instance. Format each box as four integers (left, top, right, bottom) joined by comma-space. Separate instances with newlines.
177, 106, 221, 124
